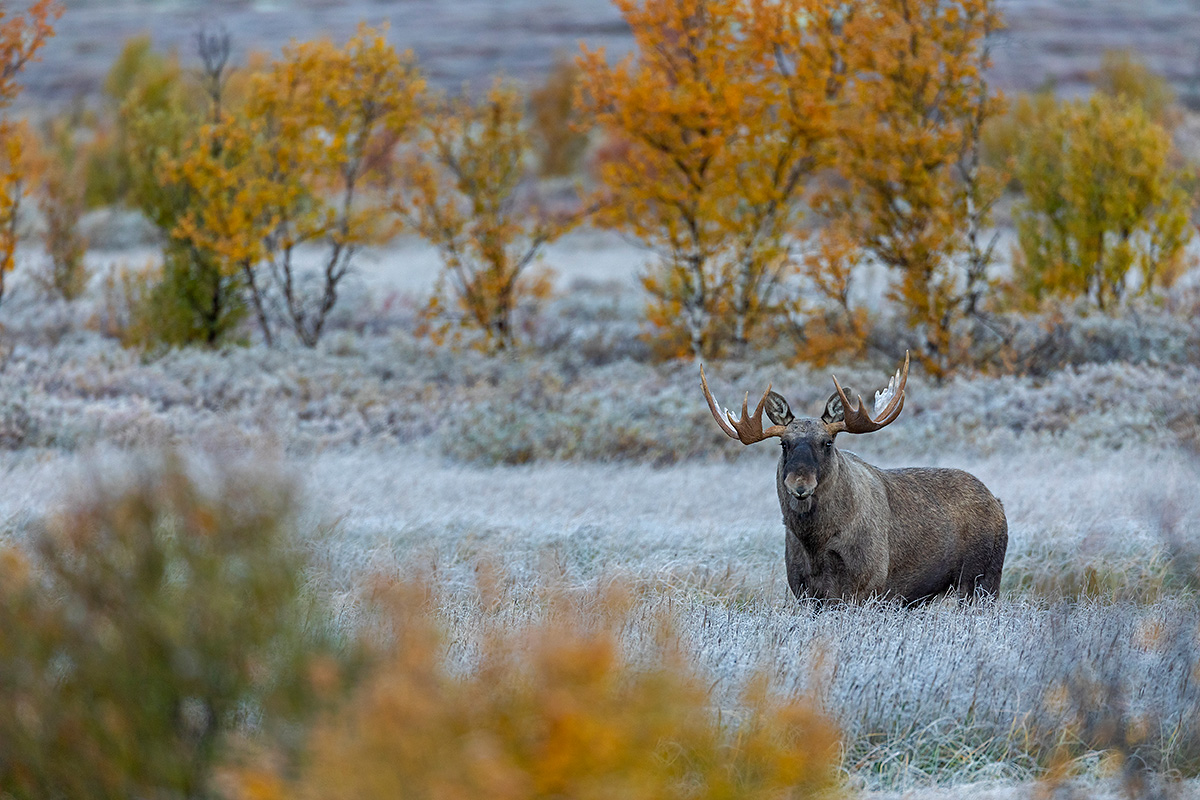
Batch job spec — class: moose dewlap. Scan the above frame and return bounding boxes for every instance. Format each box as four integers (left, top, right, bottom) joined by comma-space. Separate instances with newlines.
701, 353, 1008, 603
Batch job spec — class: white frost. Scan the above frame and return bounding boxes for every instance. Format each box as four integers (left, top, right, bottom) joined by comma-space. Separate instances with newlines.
873, 367, 903, 416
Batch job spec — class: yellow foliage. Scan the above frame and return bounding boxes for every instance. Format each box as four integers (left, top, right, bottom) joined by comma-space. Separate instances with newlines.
168, 24, 424, 346
578, 0, 838, 359
233, 579, 842, 800
823, 0, 1005, 379
1011, 92, 1192, 310
396, 81, 574, 352
0, 0, 61, 305
1093, 49, 1176, 129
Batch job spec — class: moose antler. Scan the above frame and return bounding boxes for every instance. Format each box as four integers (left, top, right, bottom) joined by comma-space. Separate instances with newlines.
829, 351, 909, 434
699, 365, 787, 445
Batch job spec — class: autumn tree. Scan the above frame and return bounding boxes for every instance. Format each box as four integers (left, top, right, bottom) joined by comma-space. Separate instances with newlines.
255, 25, 421, 346
80, 36, 178, 209
168, 107, 276, 343
1011, 92, 1192, 310
118, 30, 251, 347
395, 81, 579, 352
740, 0, 863, 362
820, 0, 1006, 378
578, 0, 739, 359
579, 0, 840, 359
724, 0, 846, 357
0, 0, 60, 307
579, 0, 845, 359
1093, 49, 1176, 128
170, 25, 423, 347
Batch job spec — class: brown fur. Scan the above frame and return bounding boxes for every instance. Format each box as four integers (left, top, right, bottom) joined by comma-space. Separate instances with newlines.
770, 410, 1008, 604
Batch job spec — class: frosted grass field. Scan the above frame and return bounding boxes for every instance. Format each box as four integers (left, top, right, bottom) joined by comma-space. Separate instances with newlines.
5, 440, 1200, 796
0, 338, 1195, 796
1, 242, 1199, 797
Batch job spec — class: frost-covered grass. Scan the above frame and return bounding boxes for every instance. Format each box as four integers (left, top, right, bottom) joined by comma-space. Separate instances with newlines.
4, 443, 1200, 795
0, 312, 1198, 464
1, 275, 1199, 797
290, 449, 1200, 792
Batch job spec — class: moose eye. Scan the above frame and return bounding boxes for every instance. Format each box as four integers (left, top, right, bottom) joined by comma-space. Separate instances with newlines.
823, 440, 833, 450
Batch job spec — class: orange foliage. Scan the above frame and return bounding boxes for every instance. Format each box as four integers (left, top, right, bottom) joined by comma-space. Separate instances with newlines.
579, 0, 837, 359
170, 25, 423, 346
795, 223, 871, 366
579, 0, 1003, 370
232, 579, 842, 800
0, 0, 60, 306
396, 81, 577, 352
0, 0, 60, 107
0, 123, 35, 294
822, 0, 1004, 378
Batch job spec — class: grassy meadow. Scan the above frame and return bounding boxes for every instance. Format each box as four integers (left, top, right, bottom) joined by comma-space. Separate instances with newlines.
0, 251, 1198, 798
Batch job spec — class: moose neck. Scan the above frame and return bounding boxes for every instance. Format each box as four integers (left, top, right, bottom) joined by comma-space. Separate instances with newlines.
778, 446, 857, 551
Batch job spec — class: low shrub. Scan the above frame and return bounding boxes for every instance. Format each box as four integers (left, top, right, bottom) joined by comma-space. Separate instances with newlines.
0, 453, 345, 800
98, 251, 247, 351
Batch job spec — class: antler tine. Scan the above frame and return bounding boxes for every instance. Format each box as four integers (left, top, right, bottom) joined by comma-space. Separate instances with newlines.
831, 351, 910, 435
700, 364, 739, 439
699, 365, 787, 445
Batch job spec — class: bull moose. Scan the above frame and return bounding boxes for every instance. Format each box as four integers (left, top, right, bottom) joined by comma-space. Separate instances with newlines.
700, 353, 1007, 603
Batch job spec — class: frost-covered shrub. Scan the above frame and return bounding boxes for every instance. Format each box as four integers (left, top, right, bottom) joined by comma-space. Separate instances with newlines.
0, 391, 41, 449
441, 365, 730, 465
528, 278, 652, 365
985, 300, 1200, 374
0, 282, 1197, 462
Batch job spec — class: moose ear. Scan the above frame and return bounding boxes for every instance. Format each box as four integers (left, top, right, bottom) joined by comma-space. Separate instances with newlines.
821, 388, 852, 424
764, 391, 794, 427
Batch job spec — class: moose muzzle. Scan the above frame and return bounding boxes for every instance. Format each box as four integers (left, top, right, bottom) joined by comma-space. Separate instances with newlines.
783, 472, 816, 500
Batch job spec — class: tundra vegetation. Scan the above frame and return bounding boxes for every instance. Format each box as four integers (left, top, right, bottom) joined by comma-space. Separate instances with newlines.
0, 0, 1199, 799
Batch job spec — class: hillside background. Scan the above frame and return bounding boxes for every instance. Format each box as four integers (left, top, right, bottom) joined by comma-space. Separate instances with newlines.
18, 0, 1200, 109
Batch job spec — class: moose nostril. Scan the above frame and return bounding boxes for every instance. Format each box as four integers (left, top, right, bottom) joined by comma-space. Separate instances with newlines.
785, 475, 815, 498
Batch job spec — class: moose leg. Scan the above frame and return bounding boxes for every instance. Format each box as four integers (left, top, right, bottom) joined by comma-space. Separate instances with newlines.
785, 534, 852, 601
954, 530, 1008, 601
785, 532, 814, 600
978, 527, 1008, 597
